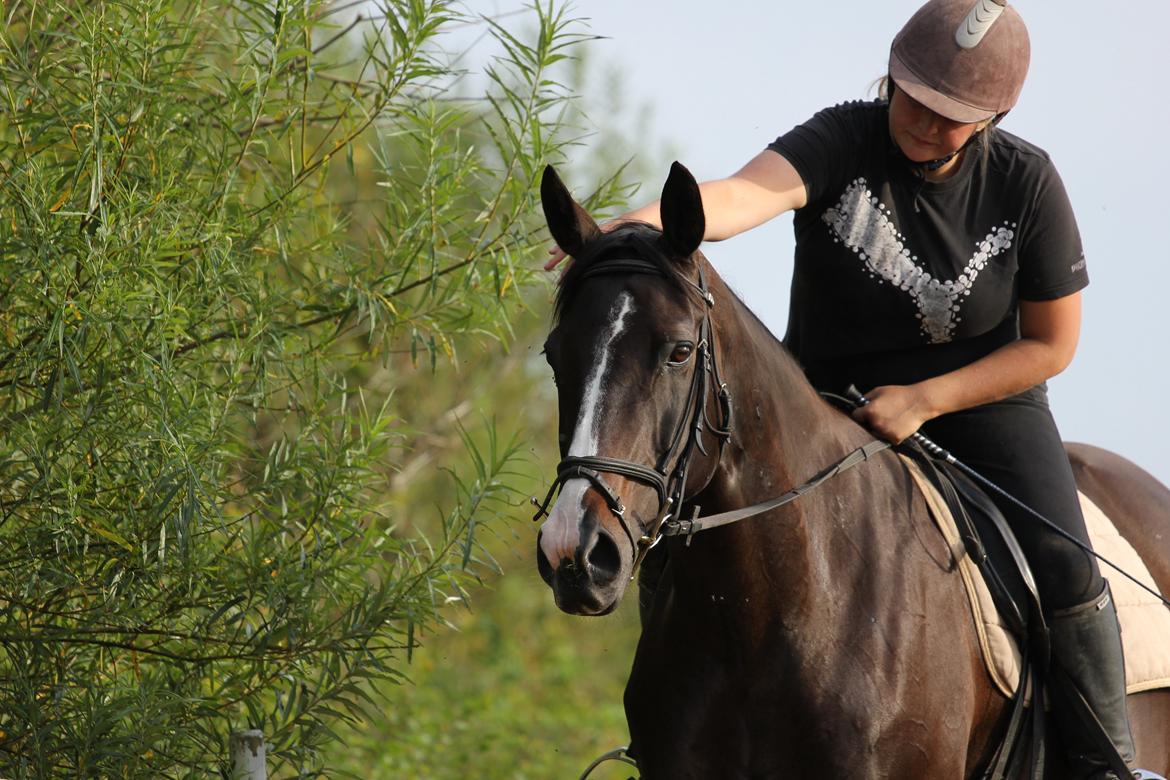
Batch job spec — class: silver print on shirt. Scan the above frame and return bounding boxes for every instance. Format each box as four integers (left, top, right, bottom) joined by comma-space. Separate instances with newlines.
822, 178, 1015, 344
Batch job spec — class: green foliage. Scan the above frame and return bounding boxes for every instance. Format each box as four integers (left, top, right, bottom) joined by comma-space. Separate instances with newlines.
303, 40, 669, 775
0, 0, 631, 776
316, 297, 644, 779
325, 530, 642, 780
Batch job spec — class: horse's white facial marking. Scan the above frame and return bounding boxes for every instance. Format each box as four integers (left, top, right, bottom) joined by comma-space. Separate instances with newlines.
540, 293, 635, 568
568, 293, 635, 459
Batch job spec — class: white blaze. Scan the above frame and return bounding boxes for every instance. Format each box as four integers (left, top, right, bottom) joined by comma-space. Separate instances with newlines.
539, 294, 635, 568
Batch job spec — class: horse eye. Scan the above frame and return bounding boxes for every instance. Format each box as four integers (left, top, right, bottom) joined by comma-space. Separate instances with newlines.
668, 342, 694, 365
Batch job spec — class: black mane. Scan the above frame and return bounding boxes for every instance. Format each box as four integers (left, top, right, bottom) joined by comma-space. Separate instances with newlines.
553, 222, 692, 323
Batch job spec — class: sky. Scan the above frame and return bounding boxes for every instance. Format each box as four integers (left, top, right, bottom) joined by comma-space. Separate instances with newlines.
470, 0, 1170, 485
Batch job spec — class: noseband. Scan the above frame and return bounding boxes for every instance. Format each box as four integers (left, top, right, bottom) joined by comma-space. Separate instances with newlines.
531, 257, 733, 574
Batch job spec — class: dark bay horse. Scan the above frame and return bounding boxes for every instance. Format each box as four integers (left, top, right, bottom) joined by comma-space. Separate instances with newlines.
534, 162, 1170, 778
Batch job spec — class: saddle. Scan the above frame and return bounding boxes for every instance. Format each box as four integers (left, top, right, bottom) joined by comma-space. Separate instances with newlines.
900, 446, 1170, 778
902, 450, 1170, 697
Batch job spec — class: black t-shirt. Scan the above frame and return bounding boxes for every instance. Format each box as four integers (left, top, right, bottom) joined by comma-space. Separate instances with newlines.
767, 100, 1088, 392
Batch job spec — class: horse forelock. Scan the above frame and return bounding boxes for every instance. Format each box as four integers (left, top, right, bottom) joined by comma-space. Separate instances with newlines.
553, 222, 693, 324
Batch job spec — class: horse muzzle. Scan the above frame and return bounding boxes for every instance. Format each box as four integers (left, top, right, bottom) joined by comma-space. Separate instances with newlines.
537, 510, 630, 616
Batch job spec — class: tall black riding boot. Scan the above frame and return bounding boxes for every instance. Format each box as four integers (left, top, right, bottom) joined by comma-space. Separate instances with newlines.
1048, 582, 1136, 780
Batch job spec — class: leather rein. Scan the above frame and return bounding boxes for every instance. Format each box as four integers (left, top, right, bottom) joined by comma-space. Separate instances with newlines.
532, 256, 890, 576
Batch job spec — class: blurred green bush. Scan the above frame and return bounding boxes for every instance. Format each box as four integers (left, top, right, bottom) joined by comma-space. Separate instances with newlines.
0, 0, 638, 775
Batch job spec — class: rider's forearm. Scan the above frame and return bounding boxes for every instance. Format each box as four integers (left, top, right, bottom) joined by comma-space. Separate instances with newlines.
615, 199, 665, 230
617, 176, 798, 243
916, 336, 1075, 419
614, 151, 805, 244
916, 294, 1082, 418
700, 177, 794, 241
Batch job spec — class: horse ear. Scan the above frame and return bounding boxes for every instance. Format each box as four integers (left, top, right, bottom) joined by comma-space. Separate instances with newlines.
659, 161, 705, 260
541, 165, 601, 257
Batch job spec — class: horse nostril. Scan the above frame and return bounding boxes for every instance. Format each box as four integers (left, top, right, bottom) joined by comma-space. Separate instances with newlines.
586, 531, 621, 584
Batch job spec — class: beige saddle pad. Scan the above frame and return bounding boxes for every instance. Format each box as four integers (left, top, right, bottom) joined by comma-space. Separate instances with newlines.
902, 456, 1170, 698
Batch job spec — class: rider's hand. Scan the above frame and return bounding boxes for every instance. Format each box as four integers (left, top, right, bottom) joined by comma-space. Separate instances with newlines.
544, 244, 568, 271
851, 384, 937, 444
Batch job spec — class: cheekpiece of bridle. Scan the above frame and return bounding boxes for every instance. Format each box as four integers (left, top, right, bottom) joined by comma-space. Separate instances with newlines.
531, 256, 733, 577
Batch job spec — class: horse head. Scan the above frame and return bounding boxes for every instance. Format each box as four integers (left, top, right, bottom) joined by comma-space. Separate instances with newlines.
535, 162, 726, 615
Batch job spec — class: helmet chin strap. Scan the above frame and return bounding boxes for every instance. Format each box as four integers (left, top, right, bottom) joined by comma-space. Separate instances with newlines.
899, 112, 1007, 176
921, 149, 961, 172
890, 124, 970, 176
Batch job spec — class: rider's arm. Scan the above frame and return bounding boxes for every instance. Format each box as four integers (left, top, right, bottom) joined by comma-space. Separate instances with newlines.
618, 151, 808, 241
854, 293, 1083, 442
546, 150, 805, 269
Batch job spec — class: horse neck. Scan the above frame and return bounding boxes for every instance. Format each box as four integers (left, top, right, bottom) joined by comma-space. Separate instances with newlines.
703, 264, 863, 490
673, 262, 883, 617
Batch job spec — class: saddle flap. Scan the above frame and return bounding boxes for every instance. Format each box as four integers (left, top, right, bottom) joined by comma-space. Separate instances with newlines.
902, 455, 1170, 699
901, 455, 1024, 698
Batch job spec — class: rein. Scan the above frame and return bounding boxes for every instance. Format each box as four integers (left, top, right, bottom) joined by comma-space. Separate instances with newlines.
660, 439, 892, 541
532, 256, 891, 575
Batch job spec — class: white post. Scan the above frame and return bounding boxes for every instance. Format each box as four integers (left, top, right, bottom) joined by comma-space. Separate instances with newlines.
230, 730, 267, 780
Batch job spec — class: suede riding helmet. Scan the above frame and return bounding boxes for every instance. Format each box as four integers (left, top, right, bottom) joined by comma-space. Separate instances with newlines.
888, 0, 1030, 169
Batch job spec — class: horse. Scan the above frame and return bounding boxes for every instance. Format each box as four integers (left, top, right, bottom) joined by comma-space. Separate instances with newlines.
533, 161, 1170, 778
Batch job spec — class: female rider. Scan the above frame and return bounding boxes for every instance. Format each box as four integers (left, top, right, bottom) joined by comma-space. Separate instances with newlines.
547, 1, 1152, 777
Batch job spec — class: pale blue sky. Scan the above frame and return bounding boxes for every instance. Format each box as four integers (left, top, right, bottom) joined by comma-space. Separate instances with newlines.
475, 1, 1170, 484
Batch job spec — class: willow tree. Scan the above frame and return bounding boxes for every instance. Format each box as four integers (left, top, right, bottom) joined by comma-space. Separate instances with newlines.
0, 0, 625, 775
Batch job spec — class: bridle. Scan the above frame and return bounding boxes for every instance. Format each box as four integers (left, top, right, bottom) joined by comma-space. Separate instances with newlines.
532, 254, 894, 579
531, 256, 732, 574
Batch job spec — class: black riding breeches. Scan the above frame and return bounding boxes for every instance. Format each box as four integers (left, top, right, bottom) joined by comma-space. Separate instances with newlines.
918, 385, 1103, 611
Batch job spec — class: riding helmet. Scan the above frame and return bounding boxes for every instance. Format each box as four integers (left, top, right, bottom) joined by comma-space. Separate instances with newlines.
889, 0, 1030, 123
